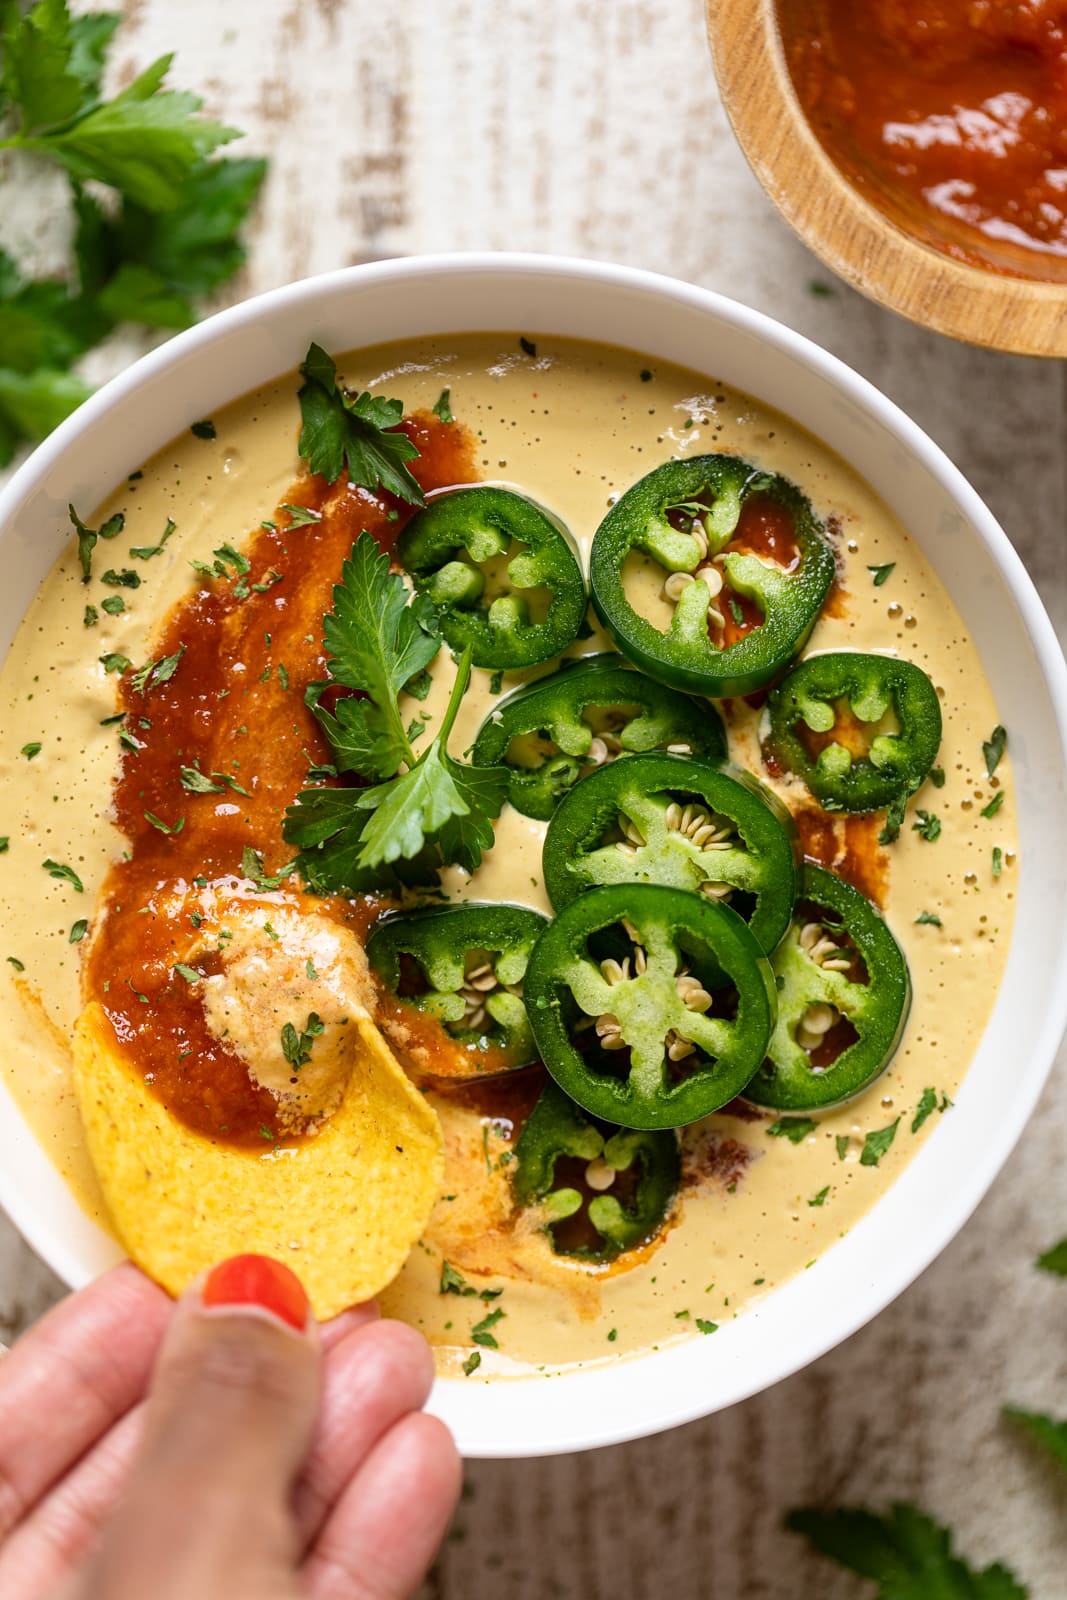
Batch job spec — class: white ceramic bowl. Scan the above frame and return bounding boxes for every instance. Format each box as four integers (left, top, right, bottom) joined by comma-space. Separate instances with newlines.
2, 255, 1066, 1458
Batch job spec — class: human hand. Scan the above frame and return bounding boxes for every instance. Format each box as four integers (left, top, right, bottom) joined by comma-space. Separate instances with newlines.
0, 1255, 461, 1599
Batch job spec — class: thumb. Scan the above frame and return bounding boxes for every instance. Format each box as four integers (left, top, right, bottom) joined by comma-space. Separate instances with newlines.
84, 1254, 319, 1600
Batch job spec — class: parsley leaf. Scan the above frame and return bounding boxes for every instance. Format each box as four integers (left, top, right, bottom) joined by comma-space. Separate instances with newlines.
432, 388, 453, 423
297, 343, 424, 504
462, 1350, 481, 1377
912, 1088, 938, 1133
868, 562, 895, 586
695, 1317, 718, 1334
281, 502, 321, 527
131, 643, 184, 694
787, 1503, 1028, 1598
130, 516, 176, 559
68, 502, 124, 581
68, 917, 88, 943
190, 418, 216, 439
983, 725, 1007, 779
241, 846, 296, 892
1003, 1408, 1067, 1476
179, 765, 223, 794
281, 1012, 324, 1070
766, 1116, 816, 1145
915, 911, 942, 927
808, 1186, 830, 1207
878, 795, 907, 846
1036, 1239, 1067, 1276
860, 1119, 900, 1167
471, 1307, 506, 1349
42, 857, 83, 891
912, 809, 941, 842
981, 790, 1004, 819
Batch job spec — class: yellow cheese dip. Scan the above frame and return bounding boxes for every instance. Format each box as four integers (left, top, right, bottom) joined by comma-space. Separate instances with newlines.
0, 335, 1016, 1377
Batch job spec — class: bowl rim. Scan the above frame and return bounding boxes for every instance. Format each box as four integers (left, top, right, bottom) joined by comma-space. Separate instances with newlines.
706, 0, 1067, 357
2, 251, 1067, 1457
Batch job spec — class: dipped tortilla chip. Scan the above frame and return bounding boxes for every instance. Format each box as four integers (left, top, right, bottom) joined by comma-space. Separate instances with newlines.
73, 1001, 444, 1318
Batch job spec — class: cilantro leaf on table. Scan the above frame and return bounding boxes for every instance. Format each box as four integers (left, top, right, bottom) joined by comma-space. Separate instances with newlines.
1003, 1408, 1067, 1475
787, 1503, 1028, 1598
297, 343, 425, 504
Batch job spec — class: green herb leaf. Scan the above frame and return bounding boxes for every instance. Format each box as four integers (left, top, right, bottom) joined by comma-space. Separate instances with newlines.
766, 1116, 817, 1145
101, 594, 125, 614
68, 917, 88, 943
1036, 1238, 1067, 1276
835, 1135, 849, 1160
144, 810, 183, 834
83, 604, 98, 627
808, 1186, 830, 1207
0, 367, 92, 464
281, 1012, 324, 1070
68, 502, 124, 581
787, 1502, 1028, 1598
0, 838, 8, 853
440, 1261, 476, 1297
240, 846, 296, 892
281, 502, 321, 527
432, 388, 453, 423
42, 857, 83, 891
983, 725, 1007, 779
915, 911, 942, 927
860, 1119, 900, 1167
695, 1318, 718, 1334
190, 418, 216, 439
519, 336, 537, 357
6, 956, 26, 972
20, 741, 41, 759
992, 846, 1003, 879
180, 765, 223, 794
173, 962, 200, 983
296, 343, 424, 504
471, 1306, 506, 1349
130, 516, 176, 559
868, 562, 895, 586
1003, 1408, 1067, 1476
981, 790, 1005, 819
131, 643, 184, 693
878, 795, 907, 846
99, 651, 130, 675
462, 1349, 481, 1376
911, 810, 941, 842
101, 567, 139, 588
912, 1088, 938, 1133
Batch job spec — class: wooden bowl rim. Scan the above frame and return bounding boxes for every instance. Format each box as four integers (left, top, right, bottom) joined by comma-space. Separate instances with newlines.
706, 0, 1067, 358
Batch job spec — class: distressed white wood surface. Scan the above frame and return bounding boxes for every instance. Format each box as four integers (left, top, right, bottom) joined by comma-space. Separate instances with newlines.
2, 2, 1066, 1594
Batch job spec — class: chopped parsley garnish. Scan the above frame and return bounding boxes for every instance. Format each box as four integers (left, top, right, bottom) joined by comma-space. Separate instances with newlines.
69, 506, 124, 583
983, 724, 1007, 779
470, 1307, 506, 1348
835, 1135, 849, 1160
867, 562, 895, 586
173, 962, 200, 983
787, 1502, 1028, 1598
0, 838, 8, 853
915, 911, 942, 927
101, 568, 140, 589
911, 1087, 938, 1133
281, 503, 321, 527
130, 517, 177, 559
766, 1116, 817, 1145
432, 388, 453, 423
20, 742, 41, 759
296, 342, 424, 504
284, 533, 508, 889
911, 809, 941, 842
241, 846, 296, 891
99, 652, 131, 675
1003, 1408, 1067, 1476
131, 643, 185, 694
808, 1186, 830, 1207
607, 1328, 618, 1341
518, 336, 537, 357
144, 810, 183, 834
981, 791, 1005, 818
306, 960, 318, 980
43, 858, 84, 892
101, 595, 126, 615
695, 1318, 718, 1334
6, 956, 25, 972
191, 420, 217, 439
180, 766, 224, 794
461, 1350, 481, 1376
878, 795, 906, 846
993, 846, 1003, 878
83, 605, 98, 627
281, 1012, 325, 1070
860, 1119, 900, 1167
69, 919, 88, 943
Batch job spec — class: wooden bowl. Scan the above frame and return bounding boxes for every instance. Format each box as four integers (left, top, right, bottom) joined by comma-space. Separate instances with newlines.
706, 0, 1067, 357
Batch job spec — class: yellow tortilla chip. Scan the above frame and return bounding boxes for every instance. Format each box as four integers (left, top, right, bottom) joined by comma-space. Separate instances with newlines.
73, 1002, 444, 1319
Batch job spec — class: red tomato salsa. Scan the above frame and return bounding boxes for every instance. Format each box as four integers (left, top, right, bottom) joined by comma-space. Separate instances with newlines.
779, 0, 1067, 279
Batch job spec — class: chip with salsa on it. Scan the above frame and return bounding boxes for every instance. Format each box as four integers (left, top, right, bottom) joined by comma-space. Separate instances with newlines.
72, 1002, 444, 1318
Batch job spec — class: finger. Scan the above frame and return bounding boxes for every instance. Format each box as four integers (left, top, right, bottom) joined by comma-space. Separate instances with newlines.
82, 1254, 320, 1598
0, 1264, 170, 1541
320, 1300, 379, 1354
0, 1403, 144, 1600
293, 1319, 435, 1544
305, 1412, 461, 1600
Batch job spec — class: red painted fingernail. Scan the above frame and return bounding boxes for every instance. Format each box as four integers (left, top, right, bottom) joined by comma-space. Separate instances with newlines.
202, 1254, 309, 1331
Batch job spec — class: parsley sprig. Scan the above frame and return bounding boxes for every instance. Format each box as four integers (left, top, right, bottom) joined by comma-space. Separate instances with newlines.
788, 1503, 1027, 1598
297, 344, 425, 505
284, 533, 508, 888
0, 1, 265, 463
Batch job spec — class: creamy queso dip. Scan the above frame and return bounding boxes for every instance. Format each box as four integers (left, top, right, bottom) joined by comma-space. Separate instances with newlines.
0, 336, 1016, 1377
